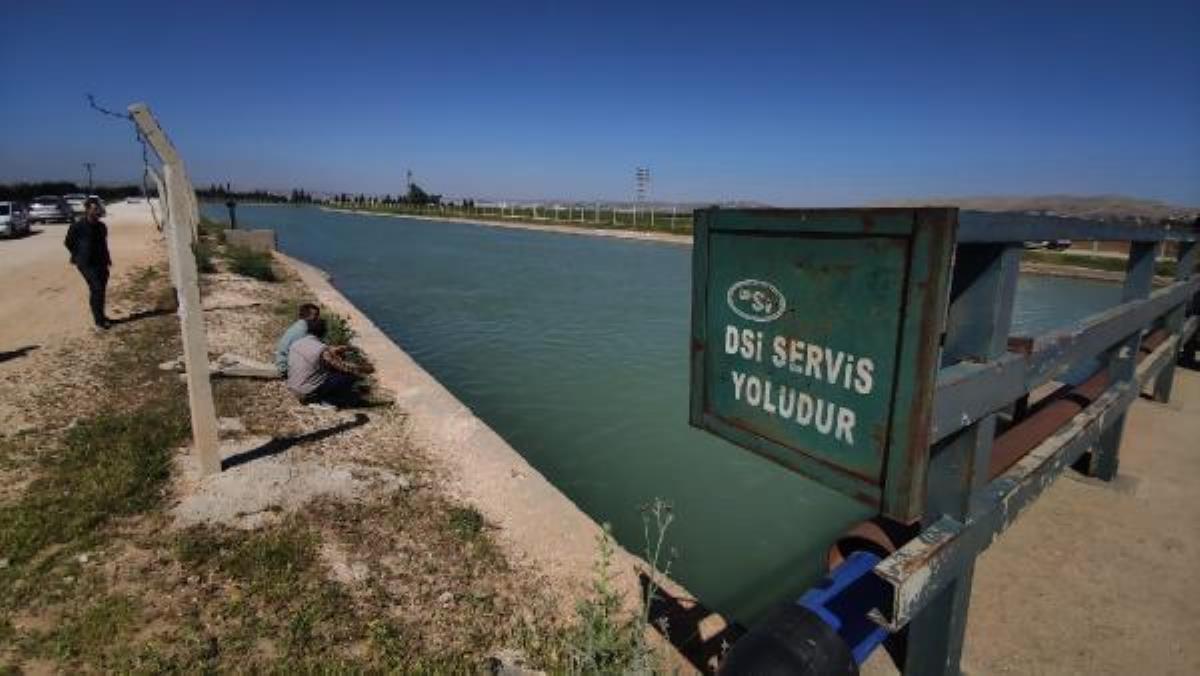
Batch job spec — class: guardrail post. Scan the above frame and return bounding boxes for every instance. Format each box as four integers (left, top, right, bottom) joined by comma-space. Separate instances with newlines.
903, 243, 1020, 675
1088, 242, 1156, 480
1153, 241, 1196, 400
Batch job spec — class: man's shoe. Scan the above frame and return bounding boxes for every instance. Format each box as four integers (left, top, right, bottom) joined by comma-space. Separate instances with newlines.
96, 319, 113, 330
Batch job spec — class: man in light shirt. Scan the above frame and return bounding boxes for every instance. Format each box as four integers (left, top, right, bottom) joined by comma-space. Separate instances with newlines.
287, 317, 374, 405
275, 303, 320, 377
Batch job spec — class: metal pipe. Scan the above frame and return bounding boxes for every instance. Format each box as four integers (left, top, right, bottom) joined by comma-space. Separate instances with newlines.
987, 328, 1169, 478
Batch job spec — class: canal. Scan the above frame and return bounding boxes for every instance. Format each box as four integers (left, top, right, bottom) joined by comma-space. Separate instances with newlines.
202, 204, 1121, 623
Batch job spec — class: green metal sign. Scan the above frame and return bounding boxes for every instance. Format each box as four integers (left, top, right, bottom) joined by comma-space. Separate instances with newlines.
689, 208, 956, 522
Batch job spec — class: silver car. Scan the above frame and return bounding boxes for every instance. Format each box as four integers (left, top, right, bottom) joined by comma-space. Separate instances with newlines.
64, 193, 87, 216
28, 195, 72, 224
0, 201, 31, 237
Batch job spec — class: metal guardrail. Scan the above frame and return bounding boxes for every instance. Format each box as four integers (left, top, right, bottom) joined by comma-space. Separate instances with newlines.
867, 218, 1198, 674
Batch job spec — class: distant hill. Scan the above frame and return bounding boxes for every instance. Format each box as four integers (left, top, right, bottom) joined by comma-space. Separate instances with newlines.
873, 195, 1198, 223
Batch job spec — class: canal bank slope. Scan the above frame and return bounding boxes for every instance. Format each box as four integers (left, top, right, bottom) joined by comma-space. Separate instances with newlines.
278, 251, 711, 666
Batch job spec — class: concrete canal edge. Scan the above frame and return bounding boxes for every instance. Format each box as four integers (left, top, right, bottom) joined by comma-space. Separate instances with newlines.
319, 206, 693, 246
275, 251, 711, 665
318, 206, 1155, 284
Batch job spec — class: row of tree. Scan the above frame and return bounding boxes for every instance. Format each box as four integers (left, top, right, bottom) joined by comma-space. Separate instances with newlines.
0, 182, 147, 203
197, 184, 291, 203
197, 183, 445, 206
329, 183, 444, 207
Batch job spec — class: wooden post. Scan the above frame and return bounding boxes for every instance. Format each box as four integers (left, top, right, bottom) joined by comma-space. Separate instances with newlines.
128, 103, 221, 476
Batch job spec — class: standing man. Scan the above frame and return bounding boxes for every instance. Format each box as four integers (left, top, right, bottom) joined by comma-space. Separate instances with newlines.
64, 197, 112, 329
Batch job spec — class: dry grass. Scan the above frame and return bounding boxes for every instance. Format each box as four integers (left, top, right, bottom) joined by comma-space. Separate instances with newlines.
0, 259, 598, 673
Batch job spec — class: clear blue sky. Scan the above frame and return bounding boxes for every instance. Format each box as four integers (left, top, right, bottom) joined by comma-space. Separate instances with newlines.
2, 1, 1197, 205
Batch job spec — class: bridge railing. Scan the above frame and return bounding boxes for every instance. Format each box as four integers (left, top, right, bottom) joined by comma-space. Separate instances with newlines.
870, 215, 1198, 673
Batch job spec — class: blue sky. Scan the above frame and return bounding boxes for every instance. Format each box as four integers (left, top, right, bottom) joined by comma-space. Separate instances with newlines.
2, 1, 1197, 205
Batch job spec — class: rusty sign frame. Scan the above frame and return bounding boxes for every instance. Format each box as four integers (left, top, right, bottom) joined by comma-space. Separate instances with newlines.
689, 208, 956, 522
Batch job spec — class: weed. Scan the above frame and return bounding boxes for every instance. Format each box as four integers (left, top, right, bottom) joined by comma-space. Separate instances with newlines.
193, 240, 217, 273
322, 309, 356, 346
226, 245, 278, 281
42, 594, 140, 662
448, 506, 484, 541
562, 500, 675, 674
198, 217, 228, 241
368, 619, 410, 666
566, 525, 645, 673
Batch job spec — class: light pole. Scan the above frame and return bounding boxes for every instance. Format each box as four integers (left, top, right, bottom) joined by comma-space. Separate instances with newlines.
83, 162, 95, 191
635, 166, 650, 228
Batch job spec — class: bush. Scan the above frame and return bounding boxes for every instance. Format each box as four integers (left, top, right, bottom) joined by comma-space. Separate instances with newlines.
198, 217, 228, 241
323, 310, 355, 346
193, 241, 217, 273
226, 245, 277, 282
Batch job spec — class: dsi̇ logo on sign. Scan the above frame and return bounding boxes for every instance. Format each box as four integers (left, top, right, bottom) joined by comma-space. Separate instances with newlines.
726, 279, 786, 323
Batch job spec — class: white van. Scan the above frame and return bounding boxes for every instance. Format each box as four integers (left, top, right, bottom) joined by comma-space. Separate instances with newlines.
0, 201, 31, 238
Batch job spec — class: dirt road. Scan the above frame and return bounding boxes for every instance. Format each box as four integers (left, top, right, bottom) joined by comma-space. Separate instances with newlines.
0, 202, 162, 347
0, 201, 162, 433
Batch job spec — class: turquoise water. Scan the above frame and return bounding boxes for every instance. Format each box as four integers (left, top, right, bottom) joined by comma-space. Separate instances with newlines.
202, 204, 1120, 622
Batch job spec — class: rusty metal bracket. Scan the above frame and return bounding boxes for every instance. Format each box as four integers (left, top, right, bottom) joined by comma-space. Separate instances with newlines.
869, 333, 1182, 632
869, 382, 1132, 630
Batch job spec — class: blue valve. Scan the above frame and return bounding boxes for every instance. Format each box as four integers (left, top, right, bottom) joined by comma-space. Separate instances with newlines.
798, 550, 891, 665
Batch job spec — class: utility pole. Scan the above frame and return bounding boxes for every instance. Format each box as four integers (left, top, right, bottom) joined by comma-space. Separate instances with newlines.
83, 162, 95, 191
128, 103, 221, 476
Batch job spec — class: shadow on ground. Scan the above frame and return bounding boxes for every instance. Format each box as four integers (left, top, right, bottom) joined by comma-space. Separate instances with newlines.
112, 307, 176, 326
641, 572, 744, 673
0, 344, 39, 364
221, 412, 370, 470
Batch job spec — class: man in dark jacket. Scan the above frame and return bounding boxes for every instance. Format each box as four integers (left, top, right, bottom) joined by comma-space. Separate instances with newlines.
64, 197, 112, 329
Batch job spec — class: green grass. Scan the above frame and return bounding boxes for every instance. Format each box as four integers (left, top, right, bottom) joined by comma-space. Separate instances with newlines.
1024, 250, 1195, 277
41, 594, 141, 662
176, 525, 318, 602
448, 506, 484, 541
0, 403, 187, 572
226, 245, 278, 281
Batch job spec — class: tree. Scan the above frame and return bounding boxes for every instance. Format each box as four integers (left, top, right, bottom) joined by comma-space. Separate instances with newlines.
407, 183, 432, 205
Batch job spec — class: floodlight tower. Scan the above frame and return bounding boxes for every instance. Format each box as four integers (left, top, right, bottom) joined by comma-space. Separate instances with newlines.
635, 166, 650, 226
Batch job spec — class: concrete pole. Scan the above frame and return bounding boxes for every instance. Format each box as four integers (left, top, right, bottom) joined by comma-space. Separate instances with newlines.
128, 103, 221, 476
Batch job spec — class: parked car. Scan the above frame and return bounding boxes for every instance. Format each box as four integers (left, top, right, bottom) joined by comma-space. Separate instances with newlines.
64, 193, 88, 216
1023, 239, 1072, 251
28, 195, 73, 224
87, 195, 107, 216
0, 201, 31, 237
